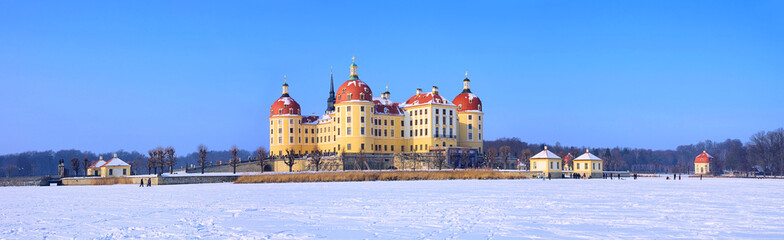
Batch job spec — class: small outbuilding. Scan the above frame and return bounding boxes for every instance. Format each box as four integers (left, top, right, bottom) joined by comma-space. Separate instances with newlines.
573, 149, 603, 178
694, 151, 712, 175
529, 146, 562, 178
87, 154, 131, 177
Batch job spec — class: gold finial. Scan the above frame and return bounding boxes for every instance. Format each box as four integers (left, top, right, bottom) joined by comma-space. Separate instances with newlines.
544, 146, 548, 150
330, 66, 333, 74
352, 56, 355, 62
385, 85, 388, 91
465, 71, 468, 77
284, 74, 287, 83
114, 153, 118, 158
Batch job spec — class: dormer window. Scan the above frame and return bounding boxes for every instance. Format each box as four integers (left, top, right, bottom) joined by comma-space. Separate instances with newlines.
360, 93, 365, 100
278, 109, 282, 114
458, 104, 463, 110
364, 87, 369, 92
289, 108, 293, 114
478, 104, 481, 111
337, 95, 341, 101
469, 98, 473, 103
348, 93, 353, 100
342, 88, 346, 94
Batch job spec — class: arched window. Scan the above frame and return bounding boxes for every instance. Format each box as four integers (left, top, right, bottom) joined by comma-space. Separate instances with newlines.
278, 109, 282, 114
348, 93, 352, 100
458, 104, 462, 110
360, 93, 365, 100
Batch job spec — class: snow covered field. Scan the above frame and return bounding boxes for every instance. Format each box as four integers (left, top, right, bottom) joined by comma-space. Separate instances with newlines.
2, 177, 784, 239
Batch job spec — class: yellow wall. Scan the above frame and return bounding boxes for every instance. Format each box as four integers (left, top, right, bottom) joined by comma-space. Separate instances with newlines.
529, 158, 562, 177
573, 160, 603, 178
457, 111, 484, 152
270, 96, 480, 156
695, 162, 710, 174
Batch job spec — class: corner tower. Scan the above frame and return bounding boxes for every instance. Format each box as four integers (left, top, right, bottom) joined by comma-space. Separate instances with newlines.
452, 72, 484, 152
269, 76, 303, 156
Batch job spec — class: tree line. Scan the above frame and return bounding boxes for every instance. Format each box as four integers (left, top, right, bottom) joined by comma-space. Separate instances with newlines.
483, 128, 783, 175
1, 128, 782, 177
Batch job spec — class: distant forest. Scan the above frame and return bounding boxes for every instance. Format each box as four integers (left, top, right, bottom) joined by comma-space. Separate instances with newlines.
1, 128, 782, 177
484, 128, 783, 175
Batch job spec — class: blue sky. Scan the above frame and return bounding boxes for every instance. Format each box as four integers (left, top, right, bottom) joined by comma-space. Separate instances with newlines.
1, 0, 782, 154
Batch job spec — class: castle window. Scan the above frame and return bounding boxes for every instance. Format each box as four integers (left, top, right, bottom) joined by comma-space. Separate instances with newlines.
468, 115, 472, 120
347, 144, 352, 150
361, 127, 365, 135
278, 128, 282, 134
361, 106, 365, 111
360, 93, 365, 100
289, 108, 293, 114
401, 121, 404, 126
278, 109, 282, 114
479, 116, 482, 121
347, 116, 352, 123
289, 137, 294, 143
347, 106, 351, 112
435, 109, 439, 114
479, 133, 482, 140
348, 93, 352, 100
278, 137, 282, 143
290, 128, 293, 133
361, 144, 365, 150
478, 105, 481, 111
347, 127, 352, 135
342, 88, 345, 93
458, 104, 462, 110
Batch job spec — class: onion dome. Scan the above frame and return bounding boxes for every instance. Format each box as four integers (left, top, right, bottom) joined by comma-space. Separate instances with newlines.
404, 86, 451, 106
270, 76, 302, 116
531, 146, 562, 160
695, 151, 713, 163
575, 149, 602, 161
452, 72, 482, 112
336, 57, 373, 103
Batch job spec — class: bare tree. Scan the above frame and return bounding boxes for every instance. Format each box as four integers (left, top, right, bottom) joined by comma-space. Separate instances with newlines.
499, 146, 511, 169
520, 149, 532, 170
230, 145, 239, 174
486, 147, 498, 169
309, 149, 323, 171
82, 156, 89, 175
284, 149, 296, 172
198, 144, 208, 174
434, 153, 446, 170
255, 146, 268, 173
155, 147, 166, 174
165, 146, 176, 174
70, 157, 80, 176
147, 150, 155, 174
461, 149, 472, 169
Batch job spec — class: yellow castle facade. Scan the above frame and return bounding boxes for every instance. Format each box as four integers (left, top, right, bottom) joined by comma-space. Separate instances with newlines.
269, 58, 484, 156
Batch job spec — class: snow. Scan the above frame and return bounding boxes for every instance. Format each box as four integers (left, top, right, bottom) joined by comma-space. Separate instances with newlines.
574, 152, 602, 161
466, 92, 478, 101
103, 157, 130, 167
277, 97, 293, 105
2, 178, 784, 239
531, 149, 562, 159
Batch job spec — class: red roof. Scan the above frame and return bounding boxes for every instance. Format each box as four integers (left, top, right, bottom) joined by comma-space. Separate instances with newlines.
374, 102, 404, 115
452, 92, 482, 112
336, 80, 373, 103
405, 92, 450, 106
301, 115, 319, 124
695, 151, 713, 163
270, 97, 301, 116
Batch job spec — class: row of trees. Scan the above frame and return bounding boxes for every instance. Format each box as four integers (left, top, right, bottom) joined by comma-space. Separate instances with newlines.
484, 128, 784, 175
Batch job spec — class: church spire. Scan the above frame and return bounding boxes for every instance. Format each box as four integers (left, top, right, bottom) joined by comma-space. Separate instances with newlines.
326, 67, 336, 112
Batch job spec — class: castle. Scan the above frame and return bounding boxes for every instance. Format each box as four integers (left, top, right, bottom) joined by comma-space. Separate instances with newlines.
269, 58, 484, 156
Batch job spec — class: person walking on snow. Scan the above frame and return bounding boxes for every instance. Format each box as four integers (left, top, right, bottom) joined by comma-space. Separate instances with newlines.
147, 178, 151, 187
139, 178, 144, 187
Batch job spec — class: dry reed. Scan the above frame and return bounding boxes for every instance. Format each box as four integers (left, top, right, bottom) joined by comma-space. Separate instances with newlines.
235, 170, 530, 184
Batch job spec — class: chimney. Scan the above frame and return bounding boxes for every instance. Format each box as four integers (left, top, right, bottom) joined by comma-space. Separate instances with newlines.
416, 88, 422, 95
432, 86, 439, 94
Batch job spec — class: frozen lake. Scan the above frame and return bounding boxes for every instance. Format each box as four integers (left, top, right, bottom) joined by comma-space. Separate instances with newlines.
1, 177, 783, 239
